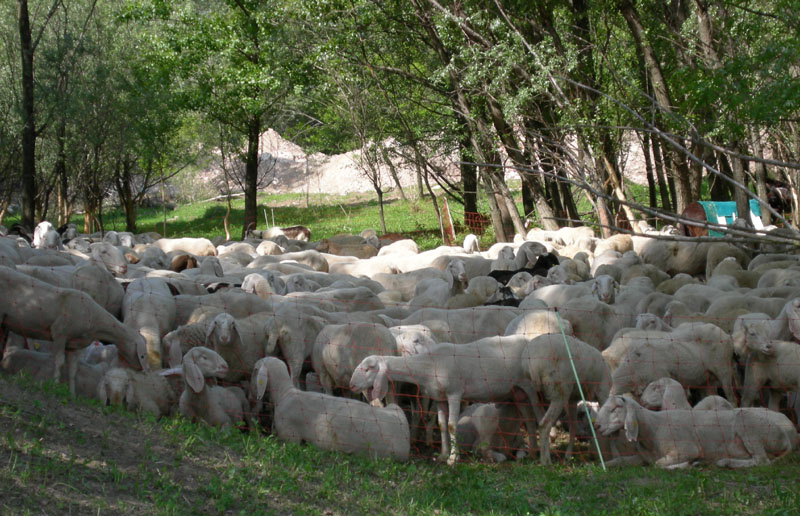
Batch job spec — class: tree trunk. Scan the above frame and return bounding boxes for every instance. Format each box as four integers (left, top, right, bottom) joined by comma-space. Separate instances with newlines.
18, 0, 36, 230
379, 145, 407, 202
242, 117, 261, 239
641, 132, 657, 211
749, 127, 770, 226
730, 140, 751, 223
376, 187, 387, 234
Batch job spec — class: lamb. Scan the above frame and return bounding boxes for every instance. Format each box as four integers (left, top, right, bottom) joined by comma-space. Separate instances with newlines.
641, 377, 733, 411
634, 313, 673, 332
311, 322, 401, 397
455, 402, 526, 463
97, 366, 176, 417
710, 258, 761, 288
0, 266, 149, 394
255, 356, 410, 460
462, 233, 480, 253
204, 312, 272, 383
609, 322, 737, 405
178, 346, 249, 428
515, 333, 611, 464
349, 335, 532, 464
736, 336, 800, 410
595, 395, 798, 468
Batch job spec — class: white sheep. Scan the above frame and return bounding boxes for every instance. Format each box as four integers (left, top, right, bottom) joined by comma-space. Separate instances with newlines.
595, 395, 798, 468
455, 402, 526, 463
122, 278, 177, 369
97, 367, 176, 418
0, 266, 149, 394
255, 356, 410, 460
312, 322, 406, 399
349, 335, 532, 464
178, 346, 249, 428
515, 333, 611, 464
391, 306, 521, 344
737, 337, 800, 410
204, 312, 272, 383
407, 258, 468, 310
641, 377, 733, 411
462, 234, 480, 253
265, 304, 330, 387
154, 237, 217, 256
609, 322, 737, 405
503, 310, 573, 338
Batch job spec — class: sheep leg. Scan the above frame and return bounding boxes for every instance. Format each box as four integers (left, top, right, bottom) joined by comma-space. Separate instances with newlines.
436, 401, 449, 461
51, 337, 67, 389
740, 365, 761, 407
512, 387, 541, 460
66, 350, 80, 397
767, 389, 782, 412
564, 403, 577, 460
538, 401, 565, 465
446, 395, 462, 466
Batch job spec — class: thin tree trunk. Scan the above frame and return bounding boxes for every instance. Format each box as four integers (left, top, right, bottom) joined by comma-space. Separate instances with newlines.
749, 127, 770, 226
242, 117, 261, 239
641, 132, 657, 210
379, 145, 407, 202
18, 0, 36, 230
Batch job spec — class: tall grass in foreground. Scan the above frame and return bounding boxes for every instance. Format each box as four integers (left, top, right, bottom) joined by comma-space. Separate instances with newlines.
1, 373, 799, 516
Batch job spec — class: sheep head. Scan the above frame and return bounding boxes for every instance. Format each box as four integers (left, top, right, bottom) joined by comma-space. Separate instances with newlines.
393, 330, 436, 356
785, 298, 800, 340
595, 395, 640, 442
446, 259, 468, 292
183, 346, 228, 393
255, 357, 290, 400
350, 355, 389, 402
592, 275, 618, 304
731, 313, 773, 357
206, 313, 237, 348
90, 242, 128, 276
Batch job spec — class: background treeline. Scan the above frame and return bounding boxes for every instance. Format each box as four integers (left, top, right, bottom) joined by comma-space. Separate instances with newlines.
3, 0, 800, 240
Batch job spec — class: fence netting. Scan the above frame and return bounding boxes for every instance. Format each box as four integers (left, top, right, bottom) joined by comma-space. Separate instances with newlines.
1, 264, 799, 466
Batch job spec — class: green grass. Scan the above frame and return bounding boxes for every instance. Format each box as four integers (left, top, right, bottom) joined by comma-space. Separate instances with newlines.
2, 373, 799, 515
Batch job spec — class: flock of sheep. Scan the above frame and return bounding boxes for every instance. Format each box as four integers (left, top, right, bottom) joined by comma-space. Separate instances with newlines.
1, 218, 800, 468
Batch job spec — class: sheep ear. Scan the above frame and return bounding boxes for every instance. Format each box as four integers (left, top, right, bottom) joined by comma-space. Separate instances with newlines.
731, 324, 746, 357
167, 340, 183, 369
255, 362, 269, 400
623, 400, 639, 442
184, 356, 205, 393
372, 359, 389, 401
204, 319, 216, 345
136, 336, 150, 372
